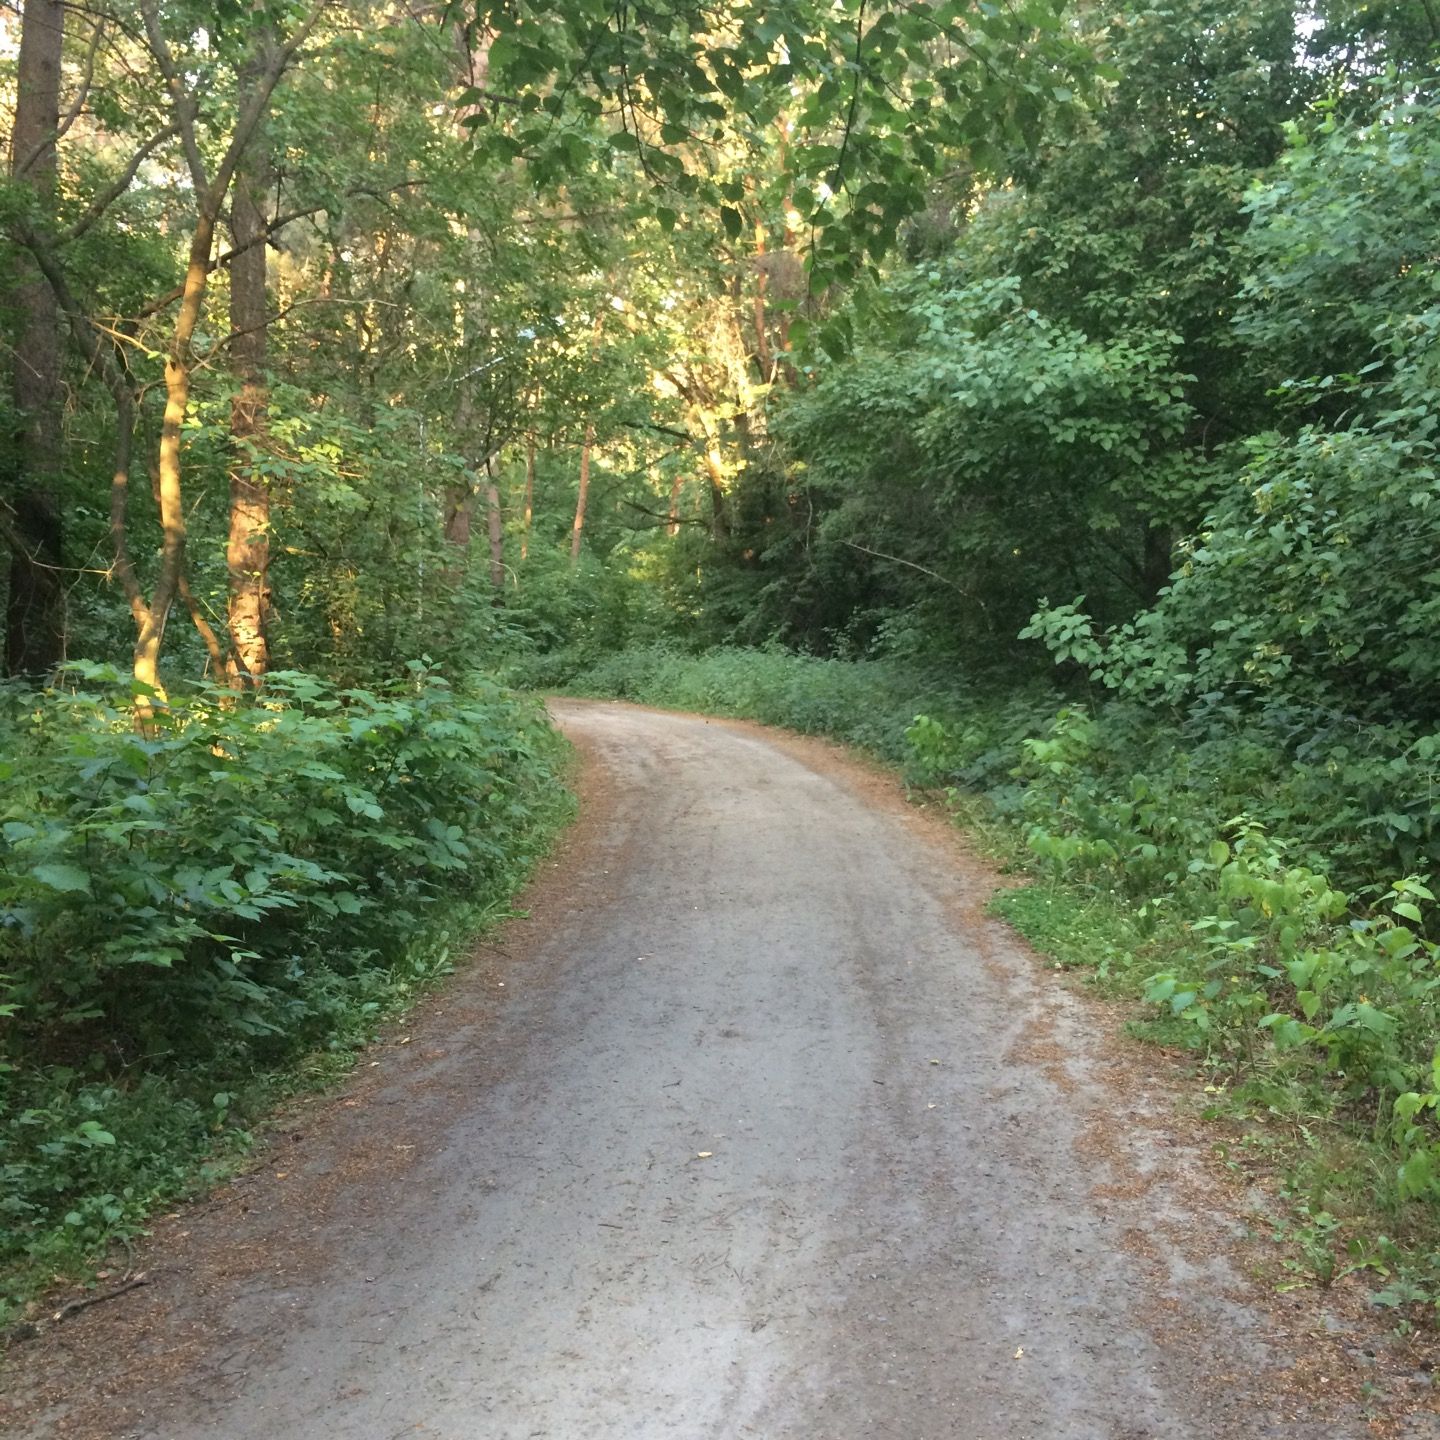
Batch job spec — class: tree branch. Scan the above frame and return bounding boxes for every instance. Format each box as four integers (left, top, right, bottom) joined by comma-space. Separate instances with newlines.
832, 0, 867, 198
621, 498, 708, 528
138, 1, 210, 195
841, 539, 968, 593
15, 15, 105, 176
63, 122, 182, 243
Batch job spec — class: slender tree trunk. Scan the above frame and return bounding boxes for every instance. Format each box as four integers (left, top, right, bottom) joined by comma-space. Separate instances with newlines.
668, 472, 683, 536
773, 125, 801, 390
225, 129, 271, 688
485, 461, 504, 594
135, 226, 216, 698
704, 443, 729, 542
446, 32, 494, 577
130, 0, 321, 697
5, 0, 66, 677
570, 424, 594, 567
445, 398, 475, 554
751, 218, 774, 382
520, 436, 535, 560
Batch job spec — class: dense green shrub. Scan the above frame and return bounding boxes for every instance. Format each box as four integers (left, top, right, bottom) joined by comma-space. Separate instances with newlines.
562, 644, 1057, 769
0, 666, 568, 1304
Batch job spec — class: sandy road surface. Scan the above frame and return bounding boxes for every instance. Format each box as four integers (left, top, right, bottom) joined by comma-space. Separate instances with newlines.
3, 702, 1432, 1439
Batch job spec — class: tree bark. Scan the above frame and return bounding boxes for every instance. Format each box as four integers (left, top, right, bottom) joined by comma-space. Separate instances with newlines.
132, 0, 323, 696
225, 127, 271, 689
520, 436, 535, 560
668, 471, 683, 536
485, 461, 504, 594
570, 424, 595, 567
751, 217, 775, 383
5, 0, 66, 677
444, 486, 474, 549
134, 230, 213, 698
704, 443, 729, 542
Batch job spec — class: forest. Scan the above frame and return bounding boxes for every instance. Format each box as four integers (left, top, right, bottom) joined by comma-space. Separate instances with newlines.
3, 0, 1440, 1328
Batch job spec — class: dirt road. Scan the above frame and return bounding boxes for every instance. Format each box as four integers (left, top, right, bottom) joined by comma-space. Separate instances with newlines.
4, 702, 1431, 1438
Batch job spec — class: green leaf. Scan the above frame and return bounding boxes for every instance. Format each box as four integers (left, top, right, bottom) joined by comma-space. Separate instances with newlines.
31, 863, 92, 895
75, 1121, 116, 1147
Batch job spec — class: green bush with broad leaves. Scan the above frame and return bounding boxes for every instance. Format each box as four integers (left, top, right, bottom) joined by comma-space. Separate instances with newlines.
0, 666, 568, 1310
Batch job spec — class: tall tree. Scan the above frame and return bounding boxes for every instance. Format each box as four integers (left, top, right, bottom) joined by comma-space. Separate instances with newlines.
570, 423, 594, 566
4, 0, 65, 676
130, 0, 323, 695
225, 49, 274, 689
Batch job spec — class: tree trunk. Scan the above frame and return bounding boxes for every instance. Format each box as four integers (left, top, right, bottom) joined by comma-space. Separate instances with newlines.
570, 424, 594, 567
668, 472, 683, 536
704, 444, 729, 542
447, 33, 494, 576
486, 462, 504, 594
128, 0, 320, 698
444, 484, 475, 548
225, 133, 271, 689
4, 0, 66, 677
520, 436, 535, 560
750, 217, 774, 383
135, 230, 214, 698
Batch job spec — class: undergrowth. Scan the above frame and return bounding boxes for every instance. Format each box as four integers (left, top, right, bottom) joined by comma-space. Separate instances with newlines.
557, 643, 1440, 1324
0, 664, 572, 1324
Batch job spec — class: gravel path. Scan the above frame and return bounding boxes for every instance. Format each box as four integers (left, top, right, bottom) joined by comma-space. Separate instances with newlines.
4, 701, 1428, 1439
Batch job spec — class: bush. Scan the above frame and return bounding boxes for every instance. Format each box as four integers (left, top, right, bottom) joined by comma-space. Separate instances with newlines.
0, 664, 568, 1306
562, 644, 1059, 776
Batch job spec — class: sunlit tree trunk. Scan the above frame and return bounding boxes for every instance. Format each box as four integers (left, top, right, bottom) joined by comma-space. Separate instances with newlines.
520, 436, 535, 560
668, 472, 683, 536
17, 220, 232, 687
446, 30, 495, 578
134, 228, 212, 698
704, 443, 729, 542
225, 124, 271, 688
4, 0, 66, 677
570, 423, 595, 566
132, 0, 322, 698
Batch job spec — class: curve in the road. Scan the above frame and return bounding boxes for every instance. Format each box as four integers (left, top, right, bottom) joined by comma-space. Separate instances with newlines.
3, 703, 1392, 1440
